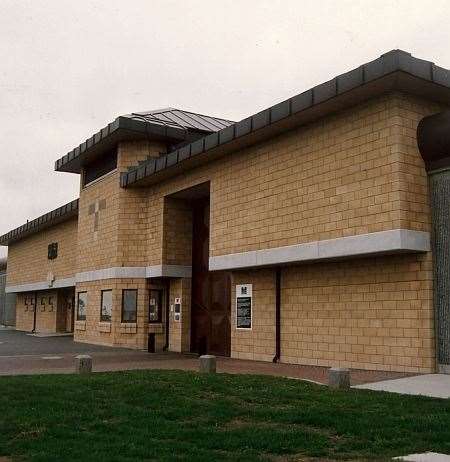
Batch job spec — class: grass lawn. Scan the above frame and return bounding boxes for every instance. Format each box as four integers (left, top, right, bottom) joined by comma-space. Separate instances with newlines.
0, 370, 450, 461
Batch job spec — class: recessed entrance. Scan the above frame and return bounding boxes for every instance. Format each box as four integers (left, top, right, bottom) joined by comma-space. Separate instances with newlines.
191, 198, 231, 356
167, 182, 231, 356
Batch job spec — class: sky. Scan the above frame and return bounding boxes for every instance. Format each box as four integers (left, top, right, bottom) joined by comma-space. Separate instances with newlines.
1, 0, 450, 258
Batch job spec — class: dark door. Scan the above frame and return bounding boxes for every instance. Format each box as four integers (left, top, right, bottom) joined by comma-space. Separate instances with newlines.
191, 199, 231, 356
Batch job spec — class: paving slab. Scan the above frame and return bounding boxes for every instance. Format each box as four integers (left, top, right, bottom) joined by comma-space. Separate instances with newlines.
354, 374, 450, 399
394, 452, 450, 461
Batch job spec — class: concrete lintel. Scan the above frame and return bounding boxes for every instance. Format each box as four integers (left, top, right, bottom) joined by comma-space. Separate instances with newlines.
76, 265, 191, 283
209, 229, 430, 271
76, 267, 147, 283
146, 265, 192, 278
5, 277, 76, 293
6, 265, 192, 293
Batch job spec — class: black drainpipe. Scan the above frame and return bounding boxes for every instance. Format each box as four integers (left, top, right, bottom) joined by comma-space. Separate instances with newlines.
32, 291, 38, 333
273, 268, 281, 363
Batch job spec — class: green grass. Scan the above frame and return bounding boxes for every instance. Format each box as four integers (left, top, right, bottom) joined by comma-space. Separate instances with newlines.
0, 370, 449, 461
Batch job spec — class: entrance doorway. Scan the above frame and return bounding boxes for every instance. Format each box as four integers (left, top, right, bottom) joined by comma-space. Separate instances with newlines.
190, 198, 231, 356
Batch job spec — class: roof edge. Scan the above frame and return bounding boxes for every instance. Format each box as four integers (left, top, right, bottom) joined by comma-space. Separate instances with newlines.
121, 49, 450, 188
54, 116, 189, 174
0, 199, 79, 246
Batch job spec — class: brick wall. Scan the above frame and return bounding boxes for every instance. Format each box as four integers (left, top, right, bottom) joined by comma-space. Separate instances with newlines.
231, 269, 275, 362
168, 277, 191, 352
230, 251, 434, 373
6, 91, 445, 369
162, 197, 193, 266
132, 93, 445, 267
77, 140, 167, 272
15, 293, 34, 331
7, 218, 77, 286
116, 141, 167, 267
15, 290, 68, 333
74, 278, 148, 349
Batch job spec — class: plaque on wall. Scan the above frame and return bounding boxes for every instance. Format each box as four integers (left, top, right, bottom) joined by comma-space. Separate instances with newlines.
174, 297, 181, 322
236, 284, 252, 329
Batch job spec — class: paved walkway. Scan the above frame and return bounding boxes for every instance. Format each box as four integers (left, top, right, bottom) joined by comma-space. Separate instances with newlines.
394, 453, 450, 461
354, 374, 450, 399
0, 330, 413, 384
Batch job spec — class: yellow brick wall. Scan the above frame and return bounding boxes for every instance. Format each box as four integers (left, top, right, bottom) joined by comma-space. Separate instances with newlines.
7, 91, 444, 370
116, 141, 167, 267
6, 218, 77, 286
77, 140, 166, 272
76, 171, 120, 272
34, 291, 58, 333
162, 198, 193, 266
15, 289, 73, 334
74, 278, 148, 349
73, 93, 442, 276
231, 270, 275, 362
15, 293, 35, 331
230, 251, 434, 373
130, 93, 444, 267
168, 277, 191, 352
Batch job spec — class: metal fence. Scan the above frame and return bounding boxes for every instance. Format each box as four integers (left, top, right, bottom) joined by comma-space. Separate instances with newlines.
0, 271, 15, 326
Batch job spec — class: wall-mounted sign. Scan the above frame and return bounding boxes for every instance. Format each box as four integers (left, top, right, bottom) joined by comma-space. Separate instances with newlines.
236, 284, 252, 329
48, 242, 58, 260
174, 297, 181, 322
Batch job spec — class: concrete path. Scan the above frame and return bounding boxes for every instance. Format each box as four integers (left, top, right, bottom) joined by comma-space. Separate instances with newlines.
0, 330, 414, 384
394, 452, 450, 461
354, 374, 450, 399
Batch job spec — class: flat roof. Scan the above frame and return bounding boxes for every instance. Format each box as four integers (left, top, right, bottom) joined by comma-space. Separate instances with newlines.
55, 109, 234, 174
0, 199, 79, 246
121, 49, 450, 188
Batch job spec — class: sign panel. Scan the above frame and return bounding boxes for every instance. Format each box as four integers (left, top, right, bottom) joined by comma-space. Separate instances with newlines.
236, 284, 252, 329
174, 297, 181, 322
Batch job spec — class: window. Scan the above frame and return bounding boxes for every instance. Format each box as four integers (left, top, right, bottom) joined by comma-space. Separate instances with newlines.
77, 292, 87, 321
122, 289, 137, 323
83, 149, 117, 187
100, 290, 112, 322
149, 289, 163, 323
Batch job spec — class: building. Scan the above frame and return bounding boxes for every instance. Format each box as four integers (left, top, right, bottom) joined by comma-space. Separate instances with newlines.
2, 50, 450, 373
0, 258, 15, 327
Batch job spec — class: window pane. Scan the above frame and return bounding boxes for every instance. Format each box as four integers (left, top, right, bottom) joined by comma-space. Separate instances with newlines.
101, 290, 112, 322
122, 290, 137, 322
77, 292, 87, 320
83, 149, 117, 186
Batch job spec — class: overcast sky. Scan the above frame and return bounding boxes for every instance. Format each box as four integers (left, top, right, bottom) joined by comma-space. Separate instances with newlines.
1, 0, 450, 258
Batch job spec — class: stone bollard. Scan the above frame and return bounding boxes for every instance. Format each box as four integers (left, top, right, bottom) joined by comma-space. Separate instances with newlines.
328, 367, 350, 389
75, 354, 92, 374
199, 355, 216, 374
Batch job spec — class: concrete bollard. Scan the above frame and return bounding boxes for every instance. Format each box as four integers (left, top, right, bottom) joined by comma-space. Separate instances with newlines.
199, 355, 216, 373
75, 354, 92, 374
328, 367, 350, 389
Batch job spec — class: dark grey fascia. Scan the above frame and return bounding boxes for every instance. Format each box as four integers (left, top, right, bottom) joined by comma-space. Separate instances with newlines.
54, 116, 191, 174
121, 50, 450, 188
0, 199, 79, 246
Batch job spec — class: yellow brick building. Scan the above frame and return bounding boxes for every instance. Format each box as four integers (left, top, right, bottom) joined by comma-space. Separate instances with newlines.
2, 50, 450, 373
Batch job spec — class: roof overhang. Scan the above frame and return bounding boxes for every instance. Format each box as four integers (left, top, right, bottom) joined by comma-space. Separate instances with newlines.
121, 50, 450, 188
54, 116, 192, 174
0, 199, 79, 246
